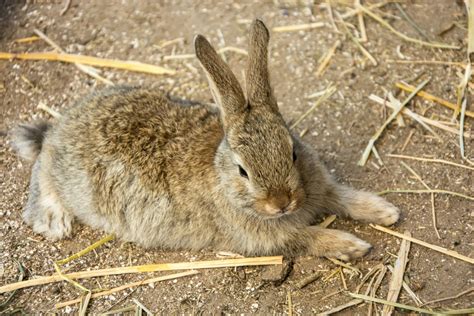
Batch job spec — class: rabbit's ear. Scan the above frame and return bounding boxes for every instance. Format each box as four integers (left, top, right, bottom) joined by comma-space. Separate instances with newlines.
194, 35, 247, 127
246, 19, 278, 111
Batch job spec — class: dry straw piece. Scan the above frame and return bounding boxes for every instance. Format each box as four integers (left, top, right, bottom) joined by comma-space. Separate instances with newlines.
383, 231, 411, 316
0, 51, 176, 75
370, 225, 474, 265
358, 78, 430, 166
0, 256, 282, 293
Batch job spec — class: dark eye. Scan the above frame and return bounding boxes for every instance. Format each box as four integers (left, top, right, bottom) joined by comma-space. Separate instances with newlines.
293, 150, 297, 162
238, 165, 248, 178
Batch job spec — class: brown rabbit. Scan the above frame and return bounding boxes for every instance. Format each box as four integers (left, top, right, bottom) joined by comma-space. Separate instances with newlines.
11, 20, 399, 261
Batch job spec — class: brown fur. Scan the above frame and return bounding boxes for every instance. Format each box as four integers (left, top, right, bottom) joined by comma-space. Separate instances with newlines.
10, 20, 400, 260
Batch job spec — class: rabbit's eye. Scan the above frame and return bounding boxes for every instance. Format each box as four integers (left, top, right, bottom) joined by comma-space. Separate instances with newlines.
238, 165, 248, 178
293, 150, 297, 162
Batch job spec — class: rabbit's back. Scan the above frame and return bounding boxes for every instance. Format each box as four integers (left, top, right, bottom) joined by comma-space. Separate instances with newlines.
39, 87, 224, 248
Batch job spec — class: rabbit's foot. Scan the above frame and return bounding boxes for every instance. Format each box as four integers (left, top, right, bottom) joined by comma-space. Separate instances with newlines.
308, 227, 371, 261
25, 192, 73, 240
335, 187, 400, 226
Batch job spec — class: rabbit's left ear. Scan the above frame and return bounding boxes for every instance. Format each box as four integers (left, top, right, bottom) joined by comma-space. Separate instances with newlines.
194, 34, 247, 129
246, 19, 278, 112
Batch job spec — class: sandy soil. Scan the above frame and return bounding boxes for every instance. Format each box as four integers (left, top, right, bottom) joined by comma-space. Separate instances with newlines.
1, 1, 473, 314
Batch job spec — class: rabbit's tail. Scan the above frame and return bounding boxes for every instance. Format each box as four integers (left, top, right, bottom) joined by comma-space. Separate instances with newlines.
10, 121, 51, 161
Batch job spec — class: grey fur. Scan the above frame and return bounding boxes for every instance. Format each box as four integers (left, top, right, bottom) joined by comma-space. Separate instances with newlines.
10, 20, 400, 260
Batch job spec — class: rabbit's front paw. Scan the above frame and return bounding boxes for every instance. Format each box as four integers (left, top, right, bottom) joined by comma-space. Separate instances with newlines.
327, 233, 372, 261
309, 228, 371, 261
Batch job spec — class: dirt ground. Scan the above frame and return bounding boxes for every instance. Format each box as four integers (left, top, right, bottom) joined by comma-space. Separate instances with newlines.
1, 0, 473, 314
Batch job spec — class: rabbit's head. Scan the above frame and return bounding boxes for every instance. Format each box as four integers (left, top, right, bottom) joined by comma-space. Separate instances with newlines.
195, 20, 305, 219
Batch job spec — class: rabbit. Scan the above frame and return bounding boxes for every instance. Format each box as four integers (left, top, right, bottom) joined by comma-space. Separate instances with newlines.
10, 20, 400, 261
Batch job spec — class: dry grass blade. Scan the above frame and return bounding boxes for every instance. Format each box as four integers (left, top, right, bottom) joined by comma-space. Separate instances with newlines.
33, 29, 114, 86
316, 299, 364, 315
290, 85, 336, 129
396, 82, 474, 119
400, 162, 440, 239
0, 256, 282, 293
421, 287, 474, 307
358, 78, 430, 166
369, 94, 471, 138
316, 40, 340, 77
378, 189, 474, 202
272, 22, 325, 33
55, 270, 199, 309
386, 265, 423, 306
326, 257, 361, 276
383, 231, 411, 316
357, 5, 460, 49
468, 0, 474, 56
287, 291, 293, 316
349, 292, 474, 315
370, 224, 474, 264
387, 59, 467, 68
0, 51, 176, 75
395, 3, 430, 41
56, 234, 114, 265
37, 102, 61, 118
78, 291, 92, 316
318, 215, 337, 228
457, 64, 472, 158
337, 12, 377, 66
13, 36, 40, 43
355, 0, 367, 42
133, 299, 154, 316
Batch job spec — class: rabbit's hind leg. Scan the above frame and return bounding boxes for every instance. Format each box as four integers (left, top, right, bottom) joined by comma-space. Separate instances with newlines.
327, 184, 400, 226
23, 160, 73, 240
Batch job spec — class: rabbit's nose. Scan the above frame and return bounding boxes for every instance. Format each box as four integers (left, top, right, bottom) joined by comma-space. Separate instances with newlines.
264, 195, 291, 215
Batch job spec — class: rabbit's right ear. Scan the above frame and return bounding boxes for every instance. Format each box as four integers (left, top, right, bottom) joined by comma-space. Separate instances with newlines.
195, 35, 247, 128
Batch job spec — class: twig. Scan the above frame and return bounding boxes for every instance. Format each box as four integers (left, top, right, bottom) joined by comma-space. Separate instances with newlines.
272, 22, 325, 33
337, 13, 377, 66
315, 40, 340, 77
0, 262, 25, 309
33, 29, 114, 86
386, 266, 423, 306
0, 256, 282, 293
0, 51, 176, 75
378, 189, 474, 202
383, 231, 411, 316
55, 270, 199, 309
340, 1, 391, 20
358, 78, 430, 166
421, 287, 474, 307
394, 3, 430, 41
290, 85, 336, 129
37, 102, 61, 118
368, 265, 387, 315
370, 224, 474, 264
357, 4, 460, 49
339, 268, 347, 290
295, 271, 320, 289
468, 0, 474, 56
395, 82, 474, 119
